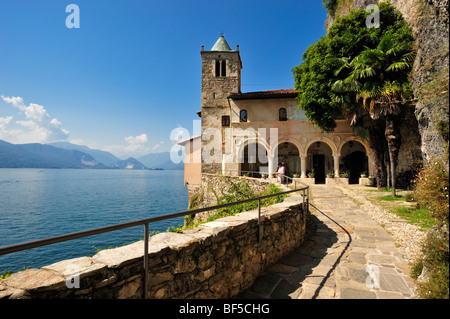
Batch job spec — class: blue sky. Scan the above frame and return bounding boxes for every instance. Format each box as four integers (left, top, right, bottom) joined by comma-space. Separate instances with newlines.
0, 0, 328, 159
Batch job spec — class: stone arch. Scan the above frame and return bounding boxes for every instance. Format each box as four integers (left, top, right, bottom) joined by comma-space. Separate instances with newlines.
235, 137, 270, 176
303, 136, 338, 157
339, 138, 370, 184
337, 136, 371, 156
271, 138, 304, 158
273, 140, 302, 178
235, 136, 270, 162
305, 138, 335, 184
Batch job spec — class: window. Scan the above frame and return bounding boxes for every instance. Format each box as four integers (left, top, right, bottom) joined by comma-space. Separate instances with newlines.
279, 108, 287, 121
215, 60, 221, 77
240, 110, 247, 123
222, 115, 230, 127
221, 60, 226, 77
215, 60, 226, 77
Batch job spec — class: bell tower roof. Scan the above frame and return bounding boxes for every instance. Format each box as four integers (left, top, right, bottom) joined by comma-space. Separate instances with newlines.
211, 35, 232, 51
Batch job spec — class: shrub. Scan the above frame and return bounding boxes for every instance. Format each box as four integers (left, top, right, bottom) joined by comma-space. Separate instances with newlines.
340, 171, 349, 178
416, 226, 449, 299
412, 159, 449, 299
215, 180, 286, 218
413, 160, 449, 228
188, 193, 203, 210
178, 179, 286, 231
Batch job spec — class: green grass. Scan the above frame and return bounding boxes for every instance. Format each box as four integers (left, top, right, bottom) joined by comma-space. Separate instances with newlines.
393, 206, 437, 231
354, 188, 436, 232
378, 194, 405, 201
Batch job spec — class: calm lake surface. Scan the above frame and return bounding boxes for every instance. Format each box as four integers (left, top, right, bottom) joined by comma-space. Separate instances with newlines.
0, 169, 188, 273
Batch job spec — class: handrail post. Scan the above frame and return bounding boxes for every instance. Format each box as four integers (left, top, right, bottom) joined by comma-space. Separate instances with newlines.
143, 223, 149, 299
257, 199, 261, 242
302, 188, 305, 212
307, 187, 310, 214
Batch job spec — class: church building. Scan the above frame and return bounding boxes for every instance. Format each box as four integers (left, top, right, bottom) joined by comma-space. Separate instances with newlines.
179, 36, 375, 193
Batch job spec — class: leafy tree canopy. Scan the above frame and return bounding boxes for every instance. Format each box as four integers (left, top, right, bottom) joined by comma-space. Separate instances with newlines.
293, 2, 414, 132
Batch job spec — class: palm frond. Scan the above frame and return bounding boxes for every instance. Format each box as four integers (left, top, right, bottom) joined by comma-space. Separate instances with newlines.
354, 66, 376, 79
331, 79, 346, 92
331, 57, 351, 76
378, 34, 395, 52
400, 50, 417, 63
331, 77, 361, 93
386, 61, 411, 72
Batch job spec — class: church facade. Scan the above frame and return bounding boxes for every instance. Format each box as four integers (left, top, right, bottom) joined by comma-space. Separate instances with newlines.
179, 36, 375, 192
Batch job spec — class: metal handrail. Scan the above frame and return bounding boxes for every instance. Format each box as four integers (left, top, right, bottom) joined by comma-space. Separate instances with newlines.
0, 173, 309, 299
226, 169, 300, 181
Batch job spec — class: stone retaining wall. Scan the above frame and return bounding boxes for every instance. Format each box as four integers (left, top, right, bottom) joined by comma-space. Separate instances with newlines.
188, 174, 273, 223
0, 188, 307, 299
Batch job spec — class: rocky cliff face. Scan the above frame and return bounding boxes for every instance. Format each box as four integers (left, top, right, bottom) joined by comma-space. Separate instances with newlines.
326, 0, 449, 162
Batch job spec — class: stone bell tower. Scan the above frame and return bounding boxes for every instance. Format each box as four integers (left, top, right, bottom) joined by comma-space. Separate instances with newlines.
200, 35, 242, 174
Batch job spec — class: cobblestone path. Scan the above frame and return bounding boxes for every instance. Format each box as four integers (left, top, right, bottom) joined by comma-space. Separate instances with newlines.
240, 185, 417, 299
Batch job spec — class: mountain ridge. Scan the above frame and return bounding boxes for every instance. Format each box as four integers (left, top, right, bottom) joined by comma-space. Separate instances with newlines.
47, 142, 120, 167
0, 140, 183, 170
137, 152, 183, 170
0, 140, 104, 169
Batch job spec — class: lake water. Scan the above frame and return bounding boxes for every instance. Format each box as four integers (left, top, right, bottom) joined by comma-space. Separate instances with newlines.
0, 168, 188, 274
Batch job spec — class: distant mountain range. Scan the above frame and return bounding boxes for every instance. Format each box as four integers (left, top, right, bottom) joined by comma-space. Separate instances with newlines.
137, 152, 183, 170
48, 142, 120, 167
113, 157, 148, 170
0, 140, 184, 170
0, 140, 105, 169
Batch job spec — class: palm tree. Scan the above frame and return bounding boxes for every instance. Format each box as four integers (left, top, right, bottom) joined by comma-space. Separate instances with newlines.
332, 33, 416, 197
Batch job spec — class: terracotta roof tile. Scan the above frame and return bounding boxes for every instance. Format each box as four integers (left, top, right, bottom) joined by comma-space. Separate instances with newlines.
229, 89, 298, 100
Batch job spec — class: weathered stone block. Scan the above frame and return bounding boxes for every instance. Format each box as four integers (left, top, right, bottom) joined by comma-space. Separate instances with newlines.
92, 241, 145, 268
3, 268, 65, 292
43, 256, 106, 278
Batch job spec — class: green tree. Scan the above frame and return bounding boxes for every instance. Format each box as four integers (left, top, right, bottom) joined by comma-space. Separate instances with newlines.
333, 34, 416, 196
293, 36, 343, 133
293, 2, 416, 191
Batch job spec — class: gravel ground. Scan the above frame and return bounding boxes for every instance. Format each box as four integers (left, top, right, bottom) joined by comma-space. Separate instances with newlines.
335, 185, 426, 266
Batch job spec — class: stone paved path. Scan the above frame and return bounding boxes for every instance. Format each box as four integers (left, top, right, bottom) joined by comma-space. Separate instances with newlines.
240, 185, 417, 299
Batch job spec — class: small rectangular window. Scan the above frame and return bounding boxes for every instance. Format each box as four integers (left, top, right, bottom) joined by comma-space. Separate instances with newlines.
215, 60, 227, 77
222, 115, 230, 127
240, 110, 247, 123
215, 60, 221, 77
279, 108, 287, 121
221, 60, 226, 77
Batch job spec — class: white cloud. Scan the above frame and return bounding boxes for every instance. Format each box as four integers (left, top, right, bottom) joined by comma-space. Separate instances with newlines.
152, 140, 164, 151
125, 133, 148, 146
1, 96, 24, 108
0, 116, 23, 142
103, 133, 151, 158
0, 116, 13, 126
1, 95, 69, 144
124, 133, 149, 154
69, 138, 88, 146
